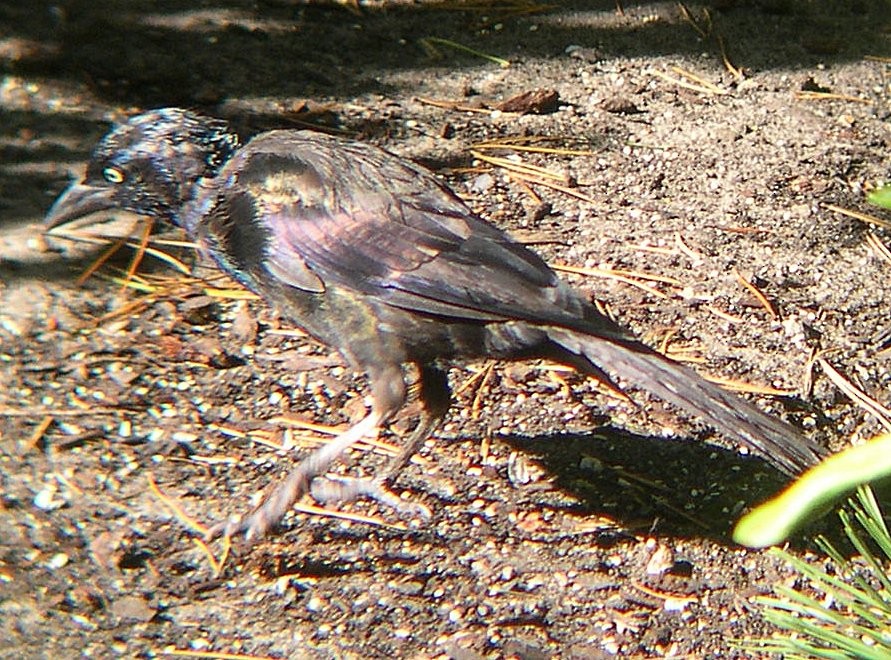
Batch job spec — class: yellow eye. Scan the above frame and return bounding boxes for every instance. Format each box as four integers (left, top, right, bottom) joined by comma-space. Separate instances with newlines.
103, 167, 125, 184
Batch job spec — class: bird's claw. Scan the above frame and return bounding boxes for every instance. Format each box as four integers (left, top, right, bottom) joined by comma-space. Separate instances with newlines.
204, 511, 273, 544
201, 474, 430, 546
310, 475, 432, 521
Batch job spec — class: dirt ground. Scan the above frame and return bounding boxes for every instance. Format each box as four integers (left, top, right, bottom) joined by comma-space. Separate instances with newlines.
1, 0, 890, 657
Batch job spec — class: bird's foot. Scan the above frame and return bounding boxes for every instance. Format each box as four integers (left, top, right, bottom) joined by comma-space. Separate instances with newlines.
310, 474, 432, 520
204, 460, 317, 543
205, 504, 294, 543
204, 412, 386, 543
205, 514, 258, 543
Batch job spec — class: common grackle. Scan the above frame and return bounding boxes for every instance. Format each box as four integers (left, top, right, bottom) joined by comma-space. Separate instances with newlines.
46, 108, 824, 541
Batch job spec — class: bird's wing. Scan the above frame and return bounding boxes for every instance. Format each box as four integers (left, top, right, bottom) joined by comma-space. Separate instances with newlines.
201, 130, 593, 328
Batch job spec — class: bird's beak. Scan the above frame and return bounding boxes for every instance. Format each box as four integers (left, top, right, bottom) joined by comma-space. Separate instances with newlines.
44, 183, 117, 230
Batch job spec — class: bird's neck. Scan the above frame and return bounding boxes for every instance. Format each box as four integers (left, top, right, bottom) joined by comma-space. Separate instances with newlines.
167, 128, 240, 229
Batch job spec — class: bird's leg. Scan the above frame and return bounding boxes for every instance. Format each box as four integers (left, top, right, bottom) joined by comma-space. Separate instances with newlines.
380, 364, 451, 478
308, 412, 440, 516
310, 365, 451, 516
206, 365, 407, 542
206, 412, 383, 541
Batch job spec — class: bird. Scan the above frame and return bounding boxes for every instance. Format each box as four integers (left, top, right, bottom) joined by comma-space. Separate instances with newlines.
45, 107, 824, 542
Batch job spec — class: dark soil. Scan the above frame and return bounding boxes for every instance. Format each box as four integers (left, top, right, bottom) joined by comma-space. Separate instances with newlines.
1, 1, 890, 657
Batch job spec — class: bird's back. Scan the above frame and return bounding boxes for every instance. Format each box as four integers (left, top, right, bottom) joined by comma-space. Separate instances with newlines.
185, 130, 628, 365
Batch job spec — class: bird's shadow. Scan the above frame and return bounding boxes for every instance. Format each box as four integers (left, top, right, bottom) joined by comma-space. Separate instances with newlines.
495, 426, 838, 547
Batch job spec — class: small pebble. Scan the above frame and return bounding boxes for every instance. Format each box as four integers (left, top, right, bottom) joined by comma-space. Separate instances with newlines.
46, 553, 69, 569
33, 487, 64, 511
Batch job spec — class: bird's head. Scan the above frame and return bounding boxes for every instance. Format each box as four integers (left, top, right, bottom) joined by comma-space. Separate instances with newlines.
45, 107, 240, 229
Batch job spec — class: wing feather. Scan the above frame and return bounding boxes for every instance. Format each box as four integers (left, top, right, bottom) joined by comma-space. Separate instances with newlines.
209, 130, 581, 326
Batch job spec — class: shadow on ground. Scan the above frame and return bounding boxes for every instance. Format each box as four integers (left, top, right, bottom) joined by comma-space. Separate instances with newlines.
2, 0, 888, 222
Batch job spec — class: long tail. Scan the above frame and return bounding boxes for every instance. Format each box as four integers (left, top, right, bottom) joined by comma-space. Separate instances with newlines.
546, 327, 824, 475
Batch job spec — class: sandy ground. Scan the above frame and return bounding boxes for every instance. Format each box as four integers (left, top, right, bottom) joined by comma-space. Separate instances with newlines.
1, 0, 890, 657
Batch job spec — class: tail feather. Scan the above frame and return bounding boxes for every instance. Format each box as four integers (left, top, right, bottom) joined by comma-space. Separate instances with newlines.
547, 327, 824, 475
